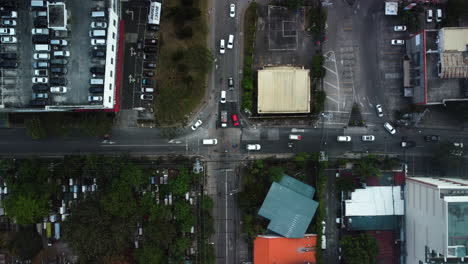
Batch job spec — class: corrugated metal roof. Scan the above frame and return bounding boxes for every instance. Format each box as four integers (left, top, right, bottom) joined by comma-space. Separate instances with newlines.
345, 186, 404, 216
254, 235, 317, 264
258, 175, 318, 238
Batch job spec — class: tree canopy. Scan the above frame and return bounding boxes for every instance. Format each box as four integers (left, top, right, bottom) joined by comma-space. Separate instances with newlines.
341, 234, 379, 264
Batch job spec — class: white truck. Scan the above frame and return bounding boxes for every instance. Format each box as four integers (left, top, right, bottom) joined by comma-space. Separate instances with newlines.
221, 110, 227, 128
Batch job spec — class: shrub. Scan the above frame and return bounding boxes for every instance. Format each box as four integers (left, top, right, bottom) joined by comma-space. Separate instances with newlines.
172, 49, 185, 61
177, 26, 193, 39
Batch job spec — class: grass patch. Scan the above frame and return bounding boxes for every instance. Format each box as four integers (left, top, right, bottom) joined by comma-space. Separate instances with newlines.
240, 3, 258, 114
154, 0, 211, 126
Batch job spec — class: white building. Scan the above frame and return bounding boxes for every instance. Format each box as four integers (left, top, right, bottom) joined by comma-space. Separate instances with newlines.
406, 177, 468, 264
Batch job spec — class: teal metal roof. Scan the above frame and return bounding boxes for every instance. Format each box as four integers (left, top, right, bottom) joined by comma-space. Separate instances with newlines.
346, 216, 400, 231
448, 202, 468, 258
258, 175, 318, 238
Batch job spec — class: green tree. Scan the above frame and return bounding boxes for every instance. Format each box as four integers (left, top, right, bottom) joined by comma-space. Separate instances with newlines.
285, 0, 304, 10
352, 155, 381, 180
185, 45, 213, 74
341, 234, 379, 264
294, 152, 310, 168
336, 177, 357, 193
177, 26, 193, 39
201, 196, 214, 213
8, 226, 42, 260
145, 217, 177, 249
268, 166, 284, 182
4, 194, 48, 227
169, 166, 191, 196
308, 6, 327, 37
134, 245, 165, 264
311, 55, 325, 78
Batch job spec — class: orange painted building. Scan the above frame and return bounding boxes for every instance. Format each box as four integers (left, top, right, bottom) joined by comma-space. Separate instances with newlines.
254, 234, 317, 264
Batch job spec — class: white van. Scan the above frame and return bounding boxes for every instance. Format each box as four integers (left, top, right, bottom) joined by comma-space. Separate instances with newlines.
91, 11, 105, 18
141, 87, 154, 93
436, 9, 442, 22
31, 0, 46, 7
90, 78, 104, 85
34, 44, 51, 51
426, 9, 433, 23
89, 30, 106, 37
91, 38, 106, 46
337, 136, 351, 142
202, 139, 218, 145
227, 34, 234, 49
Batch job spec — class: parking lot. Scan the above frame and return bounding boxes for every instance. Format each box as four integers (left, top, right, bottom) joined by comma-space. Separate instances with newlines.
0, 0, 118, 109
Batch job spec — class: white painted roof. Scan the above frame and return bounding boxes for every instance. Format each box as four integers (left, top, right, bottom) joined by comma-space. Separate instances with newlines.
385, 2, 398, 15
345, 186, 404, 216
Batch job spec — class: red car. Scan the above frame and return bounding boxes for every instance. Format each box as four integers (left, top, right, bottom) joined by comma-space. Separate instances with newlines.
231, 114, 239, 126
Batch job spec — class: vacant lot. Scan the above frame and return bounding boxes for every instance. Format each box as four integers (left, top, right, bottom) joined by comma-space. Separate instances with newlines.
155, 0, 211, 126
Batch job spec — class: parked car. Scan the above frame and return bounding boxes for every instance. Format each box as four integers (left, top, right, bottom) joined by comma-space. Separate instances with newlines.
32, 35, 49, 43
1, 19, 16, 27
146, 24, 159, 31
384, 122, 396, 134
141, 87, 154, 93
141, 94, 153, 100
391, 39, 404, 45
0, 60, 17, 68
91, 38, 106, 45
30, 99, 47, 106
50, 67, 67, 74
32, 77, 48, 84
32, 92, 49, 99
143, 46, 157, 53
32, 28, 49, 35
375, 104, 383, 117
89, 86, 104, 93
426, 9, 433, 23
91, 21, 107, 28
145, 39, 157, 45
88, 95, 103, 102
191, 120, 203, 131
144, 71, 154, 77
49, 78, 67, 85
362, 135, 375, 142
53, 50, 70, 57
33, 61, 49, 68
451, 142, 463, 156
0, 52, 16, 59
143, 62, 156, 69
32, 84, 49, 92
231, 114, 239, 126
50, 39, 67, 46
0, 11, 17, 18
34, 69, 48, 76
50, 58, 68, 65
219, 39, 225, 54
246, 144, 261, 151
50, 86, 67, 93
424, 135, 440, 142
33, 53, 50, 60
33, 18, 47, 27
0, 28, 14, 35
143, 54, 156, 61
91, 49, 106, 58
142, 78, 153, 85
0, 36, 16, 43
90, 67, 105, 74
393, 26, 407, 31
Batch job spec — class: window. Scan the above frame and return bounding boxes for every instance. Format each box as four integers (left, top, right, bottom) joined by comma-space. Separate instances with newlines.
111, 45, 114, 51
111, 58, 113, 65
108, 97, 111, 103
113, 19, 116, 26
112, 32, 115, 39
110, 71, 113, 77
109, 84, 112, 90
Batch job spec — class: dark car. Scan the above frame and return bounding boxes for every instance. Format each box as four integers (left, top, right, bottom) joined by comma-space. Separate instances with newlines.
0, 52, 16, 60
143, 62, 156, 69
145, 39, 158, 45
142, 78, 153, 85
91, 49, 106, 58
228, 77, 234, 90
143, 46, 157, 53
30, 100, 47, 107
49, 77, 67, 86
0, 60, 17, 68
34, 18, 47, 28
146, 24, 159, 32
50, 67, 67, 74
144, 71, 154, 77
89, 86, 104, 93
424, 135, 440, 142
143, 54, 156, 61
90, 66, 105, 74
32, 35, 49, 44
137, 40, 143, 51
32, 84, 49, 92
50, 58, 68, 65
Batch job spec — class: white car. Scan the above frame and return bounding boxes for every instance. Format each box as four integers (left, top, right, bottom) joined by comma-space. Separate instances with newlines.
394, 26, 407, 31
229, 4, 235, 18
0, 36, 16, 43
53, 50, 70, 57
0, 28, 14, 35
32, 28, 49, 35
375, 104, 383, 117
34, 69, 48, 76
227, 34, 234, 49
453, 142, 464, 148
32, 77, 48, 84
391, 39, 404, 45
384, 122, 396, 135
50, 86, 67, 93
362, 135, 375, 142
289, 134, 302, 140
50, 39, 68, 46
246, 144, 261, 150
191, 119, 203, 130
91, 38, 106, 46
2, 19, 16, 27
337, 136, 351, 142
91, 21, 107, 28
219, 39, 225, 54
33, 53, 50, 60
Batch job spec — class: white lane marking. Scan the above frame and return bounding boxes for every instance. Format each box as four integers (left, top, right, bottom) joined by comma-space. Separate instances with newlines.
324, 81, 339, 89
323, 65, 337, 75
326, 96, 339, 104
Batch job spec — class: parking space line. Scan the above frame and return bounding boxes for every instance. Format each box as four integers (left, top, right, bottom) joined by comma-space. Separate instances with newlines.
327, 110, 349, 113
323, 65, 336, 74
326, 95, 339, 104
324, 81, 339, 89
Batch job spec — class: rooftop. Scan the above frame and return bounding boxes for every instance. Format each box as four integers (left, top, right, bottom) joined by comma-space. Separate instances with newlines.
258, 175, 318, 238
384, 1, 398, 15
48, 2, 67, 29
448, 202, 468, 258
254, 235, 317, 264
439, 28, 468, 52
345, 186, 404, 216
346, 215, 400, 231
257, 66, 311, 114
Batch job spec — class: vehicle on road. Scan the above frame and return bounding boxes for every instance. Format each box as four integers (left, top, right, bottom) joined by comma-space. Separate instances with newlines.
246, 144, 261, 151
289, 134, 302, 140
436, 9, 442, 22
221, 110, 227, 128
401, 140, 416, 148
451, 142, 463, 156
141, 94, 153, 100
227, 34, 234, 49
362, 135, 375, 142
384, 122, 396, 134
191, 120, 202, 131
231, 114, 239, 126
375, 104, 383, 117
219, 39, 225, 54
220, 90, 226, 103
391, 39, 404, 45
393, 26, 407, 31
426, 9, 433, 23
229, 4, 235, 18
424, 135, 440, 142
228, 77, 234, 90
337, 136, 351, 142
